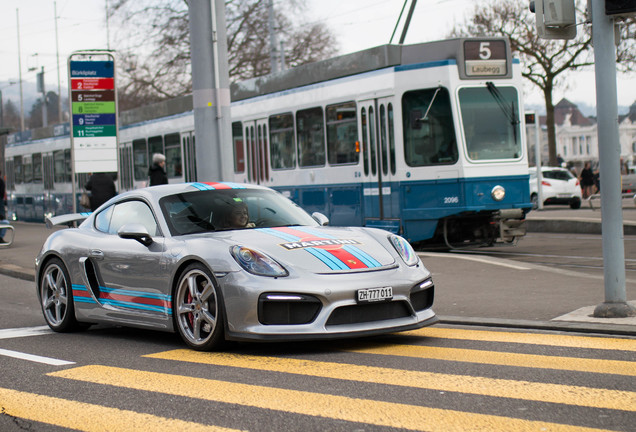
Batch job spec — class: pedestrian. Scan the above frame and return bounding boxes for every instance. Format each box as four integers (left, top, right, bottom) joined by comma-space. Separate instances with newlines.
0, 170, 7, 244
148, 153, 168, 186
0, 170, 6, 220
579, 161, 596, 199
85, 172, 117, 211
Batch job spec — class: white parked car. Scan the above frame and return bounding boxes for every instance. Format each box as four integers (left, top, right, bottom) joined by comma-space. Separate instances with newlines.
529, 167, 582, 209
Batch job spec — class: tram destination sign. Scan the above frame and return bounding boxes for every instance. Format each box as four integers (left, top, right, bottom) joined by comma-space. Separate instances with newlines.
462, 40, 508, 78
68, 52, 118, 173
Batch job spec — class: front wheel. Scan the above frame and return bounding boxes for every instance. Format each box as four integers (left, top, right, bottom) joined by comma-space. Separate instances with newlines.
39, 257, 85, 332
174, 263, 225, 351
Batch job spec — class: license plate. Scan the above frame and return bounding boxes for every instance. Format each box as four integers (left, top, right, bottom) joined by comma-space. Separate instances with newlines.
357, 287, 393, 303
557, 193, 571, 198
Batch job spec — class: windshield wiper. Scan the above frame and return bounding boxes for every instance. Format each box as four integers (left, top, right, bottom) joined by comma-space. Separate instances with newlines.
485, 81, 519, 143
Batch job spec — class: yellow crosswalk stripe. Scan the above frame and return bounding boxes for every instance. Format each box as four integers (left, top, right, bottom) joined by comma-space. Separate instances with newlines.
145, 350, 636, 412
405, 327, 636, 351
344, 342, 636, 376
49, 365, 611, 432
0, 386, 242, 432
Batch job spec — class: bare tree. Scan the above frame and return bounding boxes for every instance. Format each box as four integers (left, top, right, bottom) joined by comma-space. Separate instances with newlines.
109, 0, 338, 110
450, 0, 635, 166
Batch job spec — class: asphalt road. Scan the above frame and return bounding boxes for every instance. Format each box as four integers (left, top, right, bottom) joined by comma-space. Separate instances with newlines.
2, 225, 636, 431
0, 270, 634, 431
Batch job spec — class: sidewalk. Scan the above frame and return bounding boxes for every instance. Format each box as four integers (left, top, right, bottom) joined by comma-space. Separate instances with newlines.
1, 209, 635, 336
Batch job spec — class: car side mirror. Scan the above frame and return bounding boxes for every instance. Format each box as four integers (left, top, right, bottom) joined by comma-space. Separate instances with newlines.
311, 212, 329, 226
118, 223, 154, 247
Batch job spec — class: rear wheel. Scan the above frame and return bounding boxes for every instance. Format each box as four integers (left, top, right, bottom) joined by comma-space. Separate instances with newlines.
39, 257, 84, 332
174, 263, 225, 351
570, 198, 581, 209
531, 193, 539, 210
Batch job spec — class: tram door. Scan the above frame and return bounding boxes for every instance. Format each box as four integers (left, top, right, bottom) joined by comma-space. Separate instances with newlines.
244, 119, 269, 184
182, 131, 197, 182
359, 97, 398, 232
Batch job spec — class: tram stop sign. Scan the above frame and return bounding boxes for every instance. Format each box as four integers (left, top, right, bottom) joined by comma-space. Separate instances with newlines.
68, 52, 118, 173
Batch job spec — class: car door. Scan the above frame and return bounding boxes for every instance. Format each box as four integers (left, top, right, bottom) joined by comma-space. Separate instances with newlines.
90, 199, 170, 322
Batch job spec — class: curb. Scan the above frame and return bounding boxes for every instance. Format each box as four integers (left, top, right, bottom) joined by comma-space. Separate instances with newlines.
0, 264, 35, 282
439, 316, 636, 337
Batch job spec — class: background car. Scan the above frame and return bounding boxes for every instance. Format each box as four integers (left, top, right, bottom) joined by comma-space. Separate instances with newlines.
37, 182, 437, 351
529, 166, 582, 209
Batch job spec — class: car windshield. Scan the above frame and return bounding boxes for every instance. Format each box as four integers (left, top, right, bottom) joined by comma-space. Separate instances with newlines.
160, 188, 318, 236
543, 170, 575, 181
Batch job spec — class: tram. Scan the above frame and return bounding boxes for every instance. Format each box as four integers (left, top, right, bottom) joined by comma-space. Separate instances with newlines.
3, 37, 532, 247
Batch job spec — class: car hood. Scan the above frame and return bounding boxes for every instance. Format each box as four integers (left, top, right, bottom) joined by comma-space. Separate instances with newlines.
208, 226, 398, 274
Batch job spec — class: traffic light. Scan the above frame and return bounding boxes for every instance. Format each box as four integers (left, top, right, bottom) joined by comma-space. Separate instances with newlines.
605, 0, 636, 17
529, 0, 577, 40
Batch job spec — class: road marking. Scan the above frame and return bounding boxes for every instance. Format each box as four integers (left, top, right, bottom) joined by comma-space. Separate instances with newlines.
49, 365, 611, 432
344, 343, 636, 376
145, 350, 636, 412
406, 327, 636, 352
419, 252, 531, 270
0, 387, 240, 432
0, 348, 74, 366
0, 325, 52, 340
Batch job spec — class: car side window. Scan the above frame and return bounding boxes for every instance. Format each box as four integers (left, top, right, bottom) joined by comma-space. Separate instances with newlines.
94, 205, 114, 233
96, 200, 160, 237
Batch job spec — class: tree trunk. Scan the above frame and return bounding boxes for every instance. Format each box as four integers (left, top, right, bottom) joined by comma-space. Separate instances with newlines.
544, 82, 557, 167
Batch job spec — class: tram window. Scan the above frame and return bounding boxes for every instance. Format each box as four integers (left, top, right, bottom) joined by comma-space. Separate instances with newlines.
64, 149, 72, 182
232, 121, 245, 173
379, 105, 388, 175
388, 103, 396, 175
269, 113, 295, 169
459, 86, 521, 161
14, 156, 23, 184
133, 139, 149, 181
164, 133, 182, 178
296, 107, 325, 167
369, 106, 377, 176
53, 150, 66, 183
24, 158, 33, 184
149, 136, 164, 159
33, 153, 43, 183
326, 102, 358, 165
402, 87, 457, 167
361, 108, 369, 176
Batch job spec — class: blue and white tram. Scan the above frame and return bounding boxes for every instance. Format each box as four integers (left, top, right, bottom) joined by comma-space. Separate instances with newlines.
2, 37, 531, 247
227, 37, 531, 247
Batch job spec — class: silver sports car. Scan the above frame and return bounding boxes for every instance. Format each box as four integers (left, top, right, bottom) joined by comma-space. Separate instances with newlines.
37, 182, 437, 350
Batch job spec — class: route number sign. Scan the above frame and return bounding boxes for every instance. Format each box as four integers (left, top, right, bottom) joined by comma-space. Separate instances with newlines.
463, 40, 508, 77
68, 52, 118, 173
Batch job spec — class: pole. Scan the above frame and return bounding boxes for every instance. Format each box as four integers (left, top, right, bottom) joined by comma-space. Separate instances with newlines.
16, 9, 25, 132
591, 1, 635, 318
54, 1, 63, 123
40, 67, 47, 127
534, 113, 543, 209
188, 0, 231, 181
268, 0, 279, 74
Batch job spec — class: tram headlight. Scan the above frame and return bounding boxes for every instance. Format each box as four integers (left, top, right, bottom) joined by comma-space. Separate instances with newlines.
491, 185, 506, 201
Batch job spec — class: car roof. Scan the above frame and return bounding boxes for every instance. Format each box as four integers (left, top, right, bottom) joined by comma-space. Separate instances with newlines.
116, 182, 266, 201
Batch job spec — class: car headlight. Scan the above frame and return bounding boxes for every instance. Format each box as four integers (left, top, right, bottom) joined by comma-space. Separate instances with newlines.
388, 235, 419, 266
491, 185, 506, 201
231, 246, 288, 277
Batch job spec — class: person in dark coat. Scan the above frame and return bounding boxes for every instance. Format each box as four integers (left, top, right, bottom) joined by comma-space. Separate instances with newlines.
579, 161, 596, 199
85, 172, 117, 211
148, 153, 168, 186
